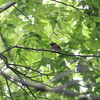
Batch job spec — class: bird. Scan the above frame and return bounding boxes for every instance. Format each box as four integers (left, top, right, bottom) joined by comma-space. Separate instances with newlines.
49, 43, 61, 51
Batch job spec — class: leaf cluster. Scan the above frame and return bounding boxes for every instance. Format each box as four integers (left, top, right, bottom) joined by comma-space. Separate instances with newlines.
0, 0, 100, 100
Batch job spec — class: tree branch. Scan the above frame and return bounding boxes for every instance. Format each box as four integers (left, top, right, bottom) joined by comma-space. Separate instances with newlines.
0, 46, 100, 57
0, 69, 80, 96
0, 1, 16, 13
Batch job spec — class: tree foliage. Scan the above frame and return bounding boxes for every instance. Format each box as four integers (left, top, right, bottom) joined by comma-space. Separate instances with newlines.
0, 0, 100, 100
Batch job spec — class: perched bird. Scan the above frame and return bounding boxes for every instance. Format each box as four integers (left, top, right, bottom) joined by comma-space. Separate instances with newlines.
50, 43, 61, 51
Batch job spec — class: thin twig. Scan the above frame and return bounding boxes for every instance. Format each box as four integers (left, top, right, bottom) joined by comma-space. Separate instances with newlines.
5, 77, 13, 100
9, 64, 40, 73
13, 5, 29, 20
51, 0, 79, 10
26, 86, 37, 99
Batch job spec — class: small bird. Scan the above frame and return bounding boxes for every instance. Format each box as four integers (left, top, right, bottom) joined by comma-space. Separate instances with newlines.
50, 43, 61, 51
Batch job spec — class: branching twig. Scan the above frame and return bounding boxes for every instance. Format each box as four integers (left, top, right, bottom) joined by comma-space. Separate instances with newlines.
0, 70, 80, 96
0, 54, 26, 86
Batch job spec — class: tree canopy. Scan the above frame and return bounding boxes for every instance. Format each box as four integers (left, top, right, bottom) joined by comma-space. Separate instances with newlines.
0, 0, 100, 100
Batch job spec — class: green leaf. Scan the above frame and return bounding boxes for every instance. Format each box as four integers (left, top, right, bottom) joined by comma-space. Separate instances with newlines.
94, 17, 100, 22
90, 21, 96, 28
57, 21, 62, 30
